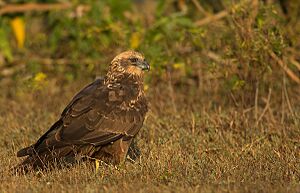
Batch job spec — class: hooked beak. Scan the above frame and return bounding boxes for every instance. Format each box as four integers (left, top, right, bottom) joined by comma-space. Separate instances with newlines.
137, 60, 150, 71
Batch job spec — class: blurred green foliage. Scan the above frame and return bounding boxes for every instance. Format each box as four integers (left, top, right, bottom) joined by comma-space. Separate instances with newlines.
0, 0, 299, 106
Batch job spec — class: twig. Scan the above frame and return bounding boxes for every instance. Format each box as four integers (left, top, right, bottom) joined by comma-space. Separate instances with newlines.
243, 107, 254, 114
207, 51, 222, 63
230, 92, 239, 107
0, 57, 96, 77
195, 10, 228, 26
255, 81, 259, 121
256, 88, 272, 125
261, 97, 276, 124
289, 58, 300, 71
194, 0, 258, 27
0, 2, 72, 15
206, 51, 235, 65
283, 75, 296, 123
191, 0, 210, 16
281, 78, 285, 124
269, 50, 300, 84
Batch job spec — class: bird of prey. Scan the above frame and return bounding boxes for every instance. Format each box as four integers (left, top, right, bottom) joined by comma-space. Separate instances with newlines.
15, 50, 150, 171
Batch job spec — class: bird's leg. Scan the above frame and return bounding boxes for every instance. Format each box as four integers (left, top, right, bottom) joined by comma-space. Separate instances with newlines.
95, 159, 100, 172
90, 157, 112, 172
112, 139, 133, 165
83, 156, 102, 172
127, 139, 141, 162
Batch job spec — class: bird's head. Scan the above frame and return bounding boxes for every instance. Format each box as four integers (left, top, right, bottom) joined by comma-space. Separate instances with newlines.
109, 51, 150, 77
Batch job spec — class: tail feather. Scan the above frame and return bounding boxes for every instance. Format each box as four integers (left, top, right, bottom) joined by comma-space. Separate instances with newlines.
16, 146, 34, 157
13, 146, 78, 174
11, 156, 42, 174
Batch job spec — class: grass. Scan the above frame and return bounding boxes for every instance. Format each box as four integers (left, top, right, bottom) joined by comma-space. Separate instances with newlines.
0, 79, 299, 193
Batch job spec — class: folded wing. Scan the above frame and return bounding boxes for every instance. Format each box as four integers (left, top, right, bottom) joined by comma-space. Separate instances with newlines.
17, 79, 145, 159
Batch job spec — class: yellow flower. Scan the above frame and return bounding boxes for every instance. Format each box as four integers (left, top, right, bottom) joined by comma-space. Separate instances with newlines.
173, 62, 185, 70
11, 17, 25, 49
34, 72, 47, 82
130, 32, 141, 49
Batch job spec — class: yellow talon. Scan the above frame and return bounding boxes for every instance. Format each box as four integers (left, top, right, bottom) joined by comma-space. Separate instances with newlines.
95, 159, 100, 172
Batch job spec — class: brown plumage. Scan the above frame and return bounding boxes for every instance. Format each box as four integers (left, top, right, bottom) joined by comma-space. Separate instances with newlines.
15, 51, 150, 171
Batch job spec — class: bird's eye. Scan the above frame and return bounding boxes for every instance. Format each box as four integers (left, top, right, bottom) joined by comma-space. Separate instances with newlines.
129, 58, 138, 63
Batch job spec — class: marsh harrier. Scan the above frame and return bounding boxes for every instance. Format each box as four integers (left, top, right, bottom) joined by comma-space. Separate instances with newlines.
16, 51, 149, 171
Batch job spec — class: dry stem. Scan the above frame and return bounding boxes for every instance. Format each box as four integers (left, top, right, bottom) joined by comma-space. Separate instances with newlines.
0, 3, 72, 15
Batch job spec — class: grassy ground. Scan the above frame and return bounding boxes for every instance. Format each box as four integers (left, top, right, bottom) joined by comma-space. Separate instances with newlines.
0, 80, 299, 193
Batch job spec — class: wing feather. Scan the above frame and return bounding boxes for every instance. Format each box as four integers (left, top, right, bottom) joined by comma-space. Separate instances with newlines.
17, 78, 147, 158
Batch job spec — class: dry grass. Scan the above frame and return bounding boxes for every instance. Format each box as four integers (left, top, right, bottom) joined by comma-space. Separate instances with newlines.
0, 79, 299, 193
